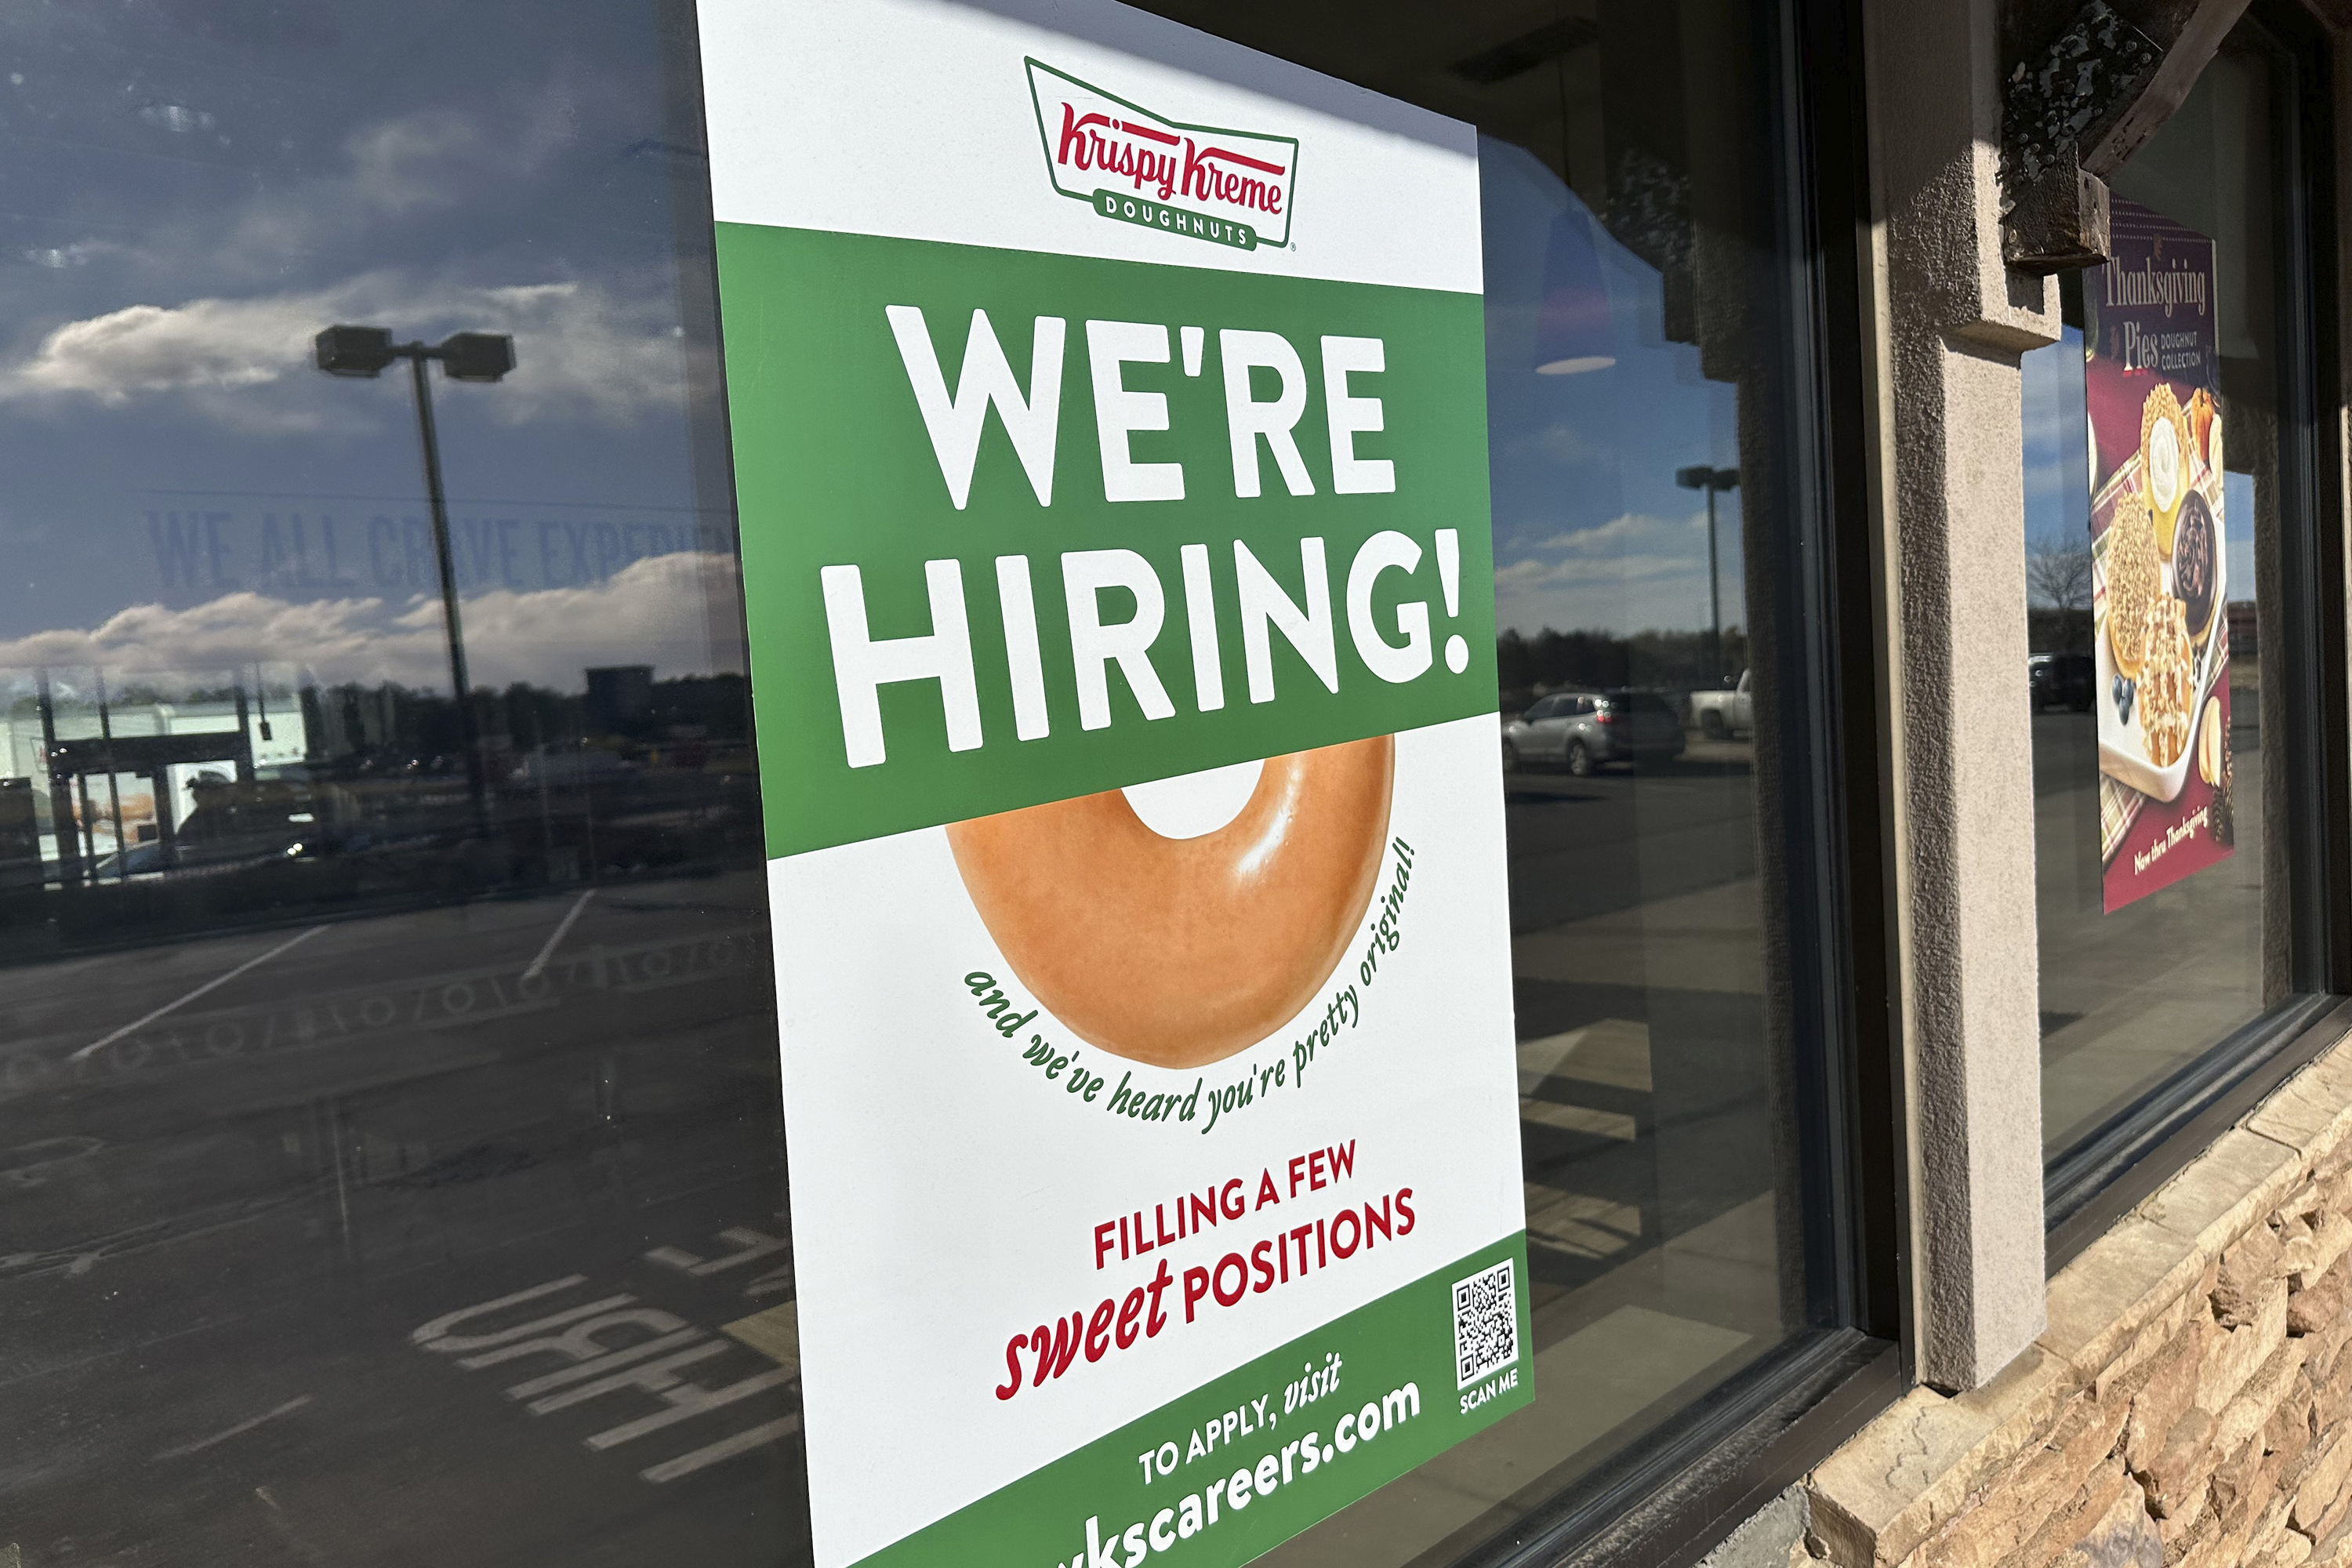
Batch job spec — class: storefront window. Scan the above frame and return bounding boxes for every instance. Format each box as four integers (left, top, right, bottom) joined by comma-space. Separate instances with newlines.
1116, 3, 1866, 1560
0, 2, 803, 1559
0, 1, 1877, 1563
2026, 16, 2329, 1187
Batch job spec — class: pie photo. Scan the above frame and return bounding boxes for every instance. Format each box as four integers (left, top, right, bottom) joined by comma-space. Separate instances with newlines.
2104, 486, 2162, 681
2141, 383, 2193, 557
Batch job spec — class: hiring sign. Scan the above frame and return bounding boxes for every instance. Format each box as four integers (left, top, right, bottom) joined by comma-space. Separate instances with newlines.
697, 2, 1529, 1563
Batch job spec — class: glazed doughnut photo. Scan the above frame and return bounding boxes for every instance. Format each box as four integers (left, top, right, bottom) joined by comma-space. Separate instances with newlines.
945, 735, 1396, 1069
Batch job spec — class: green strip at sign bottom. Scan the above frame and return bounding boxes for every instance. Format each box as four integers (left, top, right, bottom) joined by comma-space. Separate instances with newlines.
853, 1234, 1534, 1568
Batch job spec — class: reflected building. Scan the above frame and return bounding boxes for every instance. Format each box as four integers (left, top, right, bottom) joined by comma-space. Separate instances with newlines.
2, 681, 303, 878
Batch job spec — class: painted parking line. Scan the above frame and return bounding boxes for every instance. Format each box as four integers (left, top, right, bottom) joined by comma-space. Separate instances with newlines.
71, 924, 329, 1062
641, 1414, 804, 1483
504, 1330, 709, 1399
5, 924, 768, 1106
252, 1483, 330, 1566
644, 1226, 786, 1278
721, 1303, 798, 1375
154, 1395, 314, 1461
582, 1361, 790, 1446
524, 890, 598, 982
412, 1231, 802, 1486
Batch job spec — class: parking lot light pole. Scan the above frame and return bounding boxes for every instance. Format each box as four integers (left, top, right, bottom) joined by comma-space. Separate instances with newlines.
314, 326, 515, 837
1675, 464, 1740, 681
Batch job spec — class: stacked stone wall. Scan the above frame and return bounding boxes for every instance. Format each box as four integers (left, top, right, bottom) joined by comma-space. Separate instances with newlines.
1806, 1044, 2352, 1568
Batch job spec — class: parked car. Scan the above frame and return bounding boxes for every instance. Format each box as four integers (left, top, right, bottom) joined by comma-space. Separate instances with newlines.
1501, 688, 1686, 775
2029, 652, 2096, 712
511, 747, 637, 785
1690, 670, 1753, 739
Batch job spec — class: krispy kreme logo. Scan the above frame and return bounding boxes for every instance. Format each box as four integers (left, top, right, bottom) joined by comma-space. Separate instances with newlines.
1026, 59, 1298, 251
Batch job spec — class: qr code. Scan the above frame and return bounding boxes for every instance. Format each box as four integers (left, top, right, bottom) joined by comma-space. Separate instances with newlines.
1452, 1258, 1519, 1388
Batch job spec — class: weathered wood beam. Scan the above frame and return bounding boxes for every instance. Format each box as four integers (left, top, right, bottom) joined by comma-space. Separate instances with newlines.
1999, 0, 2252, 272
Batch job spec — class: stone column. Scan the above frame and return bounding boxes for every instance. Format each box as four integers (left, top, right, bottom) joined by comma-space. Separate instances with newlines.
1866, 0, 2064, 1390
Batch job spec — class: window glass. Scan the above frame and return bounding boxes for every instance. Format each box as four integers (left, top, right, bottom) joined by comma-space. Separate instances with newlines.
2024, 26, 2305, 1166
0, 0, 1860, 1562
1124, 2, 1851, 1560
0, 2, 803, 1561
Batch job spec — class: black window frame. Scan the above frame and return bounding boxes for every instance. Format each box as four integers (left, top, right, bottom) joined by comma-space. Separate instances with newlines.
1424, 0, 1911, 1562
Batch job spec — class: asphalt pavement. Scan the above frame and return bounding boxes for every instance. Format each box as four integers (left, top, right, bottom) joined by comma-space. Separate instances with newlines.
2031, 706, 2273, 1155
0, 868, 808, 1566
1494, 740, 1784, 1388
0, 743, 1780, 1566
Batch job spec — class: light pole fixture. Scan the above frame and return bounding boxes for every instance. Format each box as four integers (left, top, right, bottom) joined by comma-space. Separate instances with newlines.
1675, 464, 1740, 681
315, 325, 515, 837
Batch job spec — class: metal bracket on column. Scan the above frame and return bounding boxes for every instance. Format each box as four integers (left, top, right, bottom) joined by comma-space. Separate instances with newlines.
2000, 0, 2251, 273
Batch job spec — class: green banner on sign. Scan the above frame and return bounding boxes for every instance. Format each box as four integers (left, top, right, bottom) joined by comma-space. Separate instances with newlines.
715, 223, 1497, 858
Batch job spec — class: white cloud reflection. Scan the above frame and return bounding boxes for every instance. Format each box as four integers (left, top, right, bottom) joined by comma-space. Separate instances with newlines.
1494, 507, 1745, 635
0, 272, 688, 432
0, 551, 735, 695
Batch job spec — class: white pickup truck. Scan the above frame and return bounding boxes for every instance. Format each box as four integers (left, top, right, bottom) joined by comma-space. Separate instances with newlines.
1689, 670, 1752, 739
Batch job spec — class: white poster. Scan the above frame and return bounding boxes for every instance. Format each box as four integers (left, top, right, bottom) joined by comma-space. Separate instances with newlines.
699, 3, 1529, 1564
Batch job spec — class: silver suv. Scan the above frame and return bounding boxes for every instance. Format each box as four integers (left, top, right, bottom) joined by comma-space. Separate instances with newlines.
1501, 688, 1686, 775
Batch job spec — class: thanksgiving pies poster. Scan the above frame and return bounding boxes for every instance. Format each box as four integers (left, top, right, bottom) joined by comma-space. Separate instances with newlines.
700, 2, 1529, 1565
2088, 198, 2234, 913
